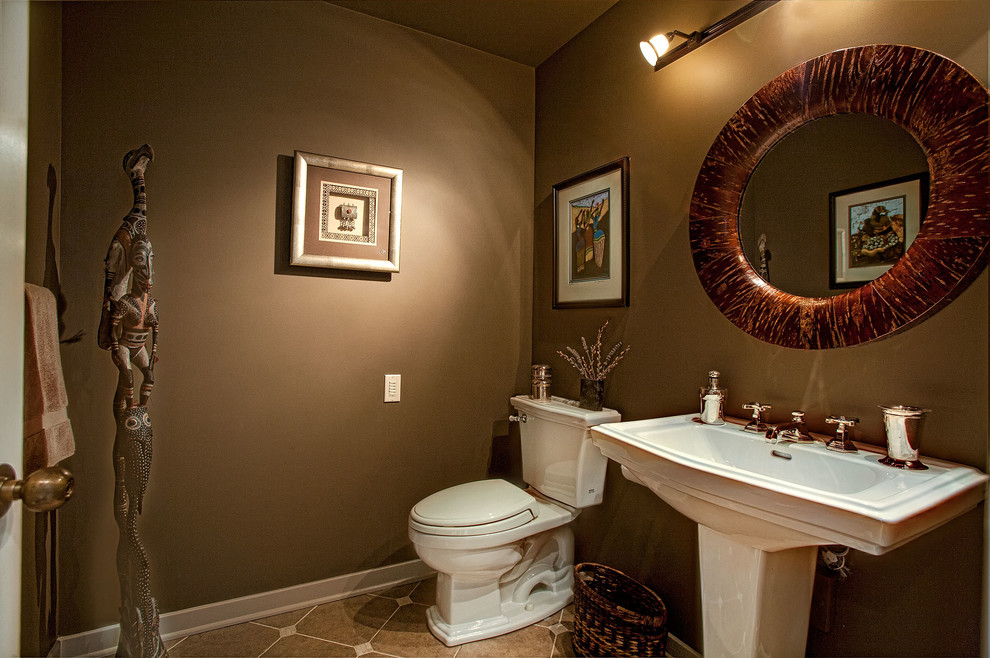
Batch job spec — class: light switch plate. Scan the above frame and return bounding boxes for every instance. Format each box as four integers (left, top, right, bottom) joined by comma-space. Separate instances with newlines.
384, 374, 401, 402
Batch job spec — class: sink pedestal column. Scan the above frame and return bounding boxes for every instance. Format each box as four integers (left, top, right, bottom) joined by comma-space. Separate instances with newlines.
698, 526, 817, 658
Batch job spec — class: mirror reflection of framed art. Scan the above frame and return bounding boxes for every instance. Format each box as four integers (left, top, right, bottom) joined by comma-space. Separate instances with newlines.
829, 172, 928, 289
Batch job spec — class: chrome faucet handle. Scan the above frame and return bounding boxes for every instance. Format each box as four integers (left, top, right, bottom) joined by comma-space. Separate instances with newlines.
765, 410, 815, 444
742, 402, 772, 433
825, 415, 859, 453
509, 412, 527, 423
781, 410, 814, 443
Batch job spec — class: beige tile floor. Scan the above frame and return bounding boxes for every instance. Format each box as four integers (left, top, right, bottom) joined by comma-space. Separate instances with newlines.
165, 577, 577, 657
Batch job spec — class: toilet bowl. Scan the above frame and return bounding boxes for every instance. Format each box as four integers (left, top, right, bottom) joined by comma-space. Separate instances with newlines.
408, 396, 620, 646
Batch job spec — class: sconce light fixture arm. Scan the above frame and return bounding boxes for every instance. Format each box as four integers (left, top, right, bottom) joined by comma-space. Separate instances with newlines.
652, 0, 779, 71
666, 30, 698, 42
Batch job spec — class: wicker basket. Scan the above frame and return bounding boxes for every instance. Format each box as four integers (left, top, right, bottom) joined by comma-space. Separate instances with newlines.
572, 563, 668, 657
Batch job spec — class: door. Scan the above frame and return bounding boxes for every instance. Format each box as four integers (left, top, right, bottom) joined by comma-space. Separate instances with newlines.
0, 0, 29, 653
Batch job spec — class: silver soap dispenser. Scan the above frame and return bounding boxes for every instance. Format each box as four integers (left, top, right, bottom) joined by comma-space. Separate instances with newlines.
699, 370, 726, 425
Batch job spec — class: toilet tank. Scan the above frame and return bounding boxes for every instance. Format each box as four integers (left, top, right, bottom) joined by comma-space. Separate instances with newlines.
510, 395, 621, 508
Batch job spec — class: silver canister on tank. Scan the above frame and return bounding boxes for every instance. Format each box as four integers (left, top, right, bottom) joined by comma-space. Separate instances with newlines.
531, 364, 552, 401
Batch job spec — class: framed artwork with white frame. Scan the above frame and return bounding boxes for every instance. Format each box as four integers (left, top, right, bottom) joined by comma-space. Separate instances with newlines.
291, 151, 402, 273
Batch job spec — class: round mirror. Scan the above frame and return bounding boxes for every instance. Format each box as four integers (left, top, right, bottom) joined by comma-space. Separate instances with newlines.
739, 114, 928, 298
690, 44, 989, 349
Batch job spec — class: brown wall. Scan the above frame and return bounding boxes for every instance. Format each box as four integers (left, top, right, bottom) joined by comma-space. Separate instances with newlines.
49, 1, 534, 635
534, 0, 988, 655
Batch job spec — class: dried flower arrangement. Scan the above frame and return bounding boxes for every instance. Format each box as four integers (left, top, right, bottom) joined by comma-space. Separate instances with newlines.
556, 320, 631, 382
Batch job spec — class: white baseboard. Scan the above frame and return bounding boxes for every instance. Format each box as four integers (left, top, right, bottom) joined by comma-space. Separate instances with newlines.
53, 559, 436, 657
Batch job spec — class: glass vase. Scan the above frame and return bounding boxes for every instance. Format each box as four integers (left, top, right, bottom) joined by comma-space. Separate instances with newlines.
579, 378, 605, 411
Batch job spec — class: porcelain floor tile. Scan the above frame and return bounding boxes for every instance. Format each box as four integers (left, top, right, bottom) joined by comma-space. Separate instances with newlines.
168, 622, 280, 657
371, 580, 420, 600
369, 603, 456, 658
408, 577, 436, 606
254, 606, 316, 630
296, 594, 399, 646
260, 633, 356, 657
551, 629, 577, 658
456, 624, 556, 657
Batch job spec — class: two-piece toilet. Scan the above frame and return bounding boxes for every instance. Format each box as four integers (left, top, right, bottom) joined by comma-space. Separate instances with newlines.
408, 395, 620, 646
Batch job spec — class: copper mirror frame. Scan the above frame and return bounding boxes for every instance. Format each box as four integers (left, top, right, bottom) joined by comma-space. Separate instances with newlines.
690, 44, 989, 349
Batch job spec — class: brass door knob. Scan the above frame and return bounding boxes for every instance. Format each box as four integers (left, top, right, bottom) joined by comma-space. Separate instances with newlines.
0, 463, 74, 518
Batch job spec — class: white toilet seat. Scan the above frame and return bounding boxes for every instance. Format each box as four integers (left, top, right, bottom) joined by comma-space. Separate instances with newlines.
410, 479, 539, 537
409, 482, 574, 550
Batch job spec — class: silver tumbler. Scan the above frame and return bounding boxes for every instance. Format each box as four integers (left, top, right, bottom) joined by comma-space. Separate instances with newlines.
879, 405, 931, 470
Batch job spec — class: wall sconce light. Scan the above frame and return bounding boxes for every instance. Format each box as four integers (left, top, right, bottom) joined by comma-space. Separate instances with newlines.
640, 0, 779, 71
639, 31, 697, 67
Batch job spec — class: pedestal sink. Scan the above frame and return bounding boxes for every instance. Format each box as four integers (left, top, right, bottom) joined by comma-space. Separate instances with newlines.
591, 414, 988, 657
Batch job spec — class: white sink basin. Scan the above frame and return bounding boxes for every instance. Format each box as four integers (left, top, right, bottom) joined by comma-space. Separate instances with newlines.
591, 413, 988, 657
591, 413, 988, 554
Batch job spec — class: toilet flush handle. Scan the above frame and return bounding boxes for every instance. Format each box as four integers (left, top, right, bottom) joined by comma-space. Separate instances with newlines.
509, 412, 527, 423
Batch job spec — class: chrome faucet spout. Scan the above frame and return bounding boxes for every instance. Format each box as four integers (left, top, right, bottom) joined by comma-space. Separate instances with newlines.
765, 421, 802, 442
765, 411, 814, 444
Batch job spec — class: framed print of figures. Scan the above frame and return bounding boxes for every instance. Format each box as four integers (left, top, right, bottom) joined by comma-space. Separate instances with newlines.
291, 151, 402, 273
829, 172, 928, 288
553, 158, 630, 308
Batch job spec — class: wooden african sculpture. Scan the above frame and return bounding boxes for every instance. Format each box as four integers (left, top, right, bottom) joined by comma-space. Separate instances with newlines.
109, 234, 158, 413
101, 144, 167, 658
101, 145, 154, 351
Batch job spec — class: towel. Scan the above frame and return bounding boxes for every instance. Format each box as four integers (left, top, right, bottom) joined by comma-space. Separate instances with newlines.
23, 284, 75, 474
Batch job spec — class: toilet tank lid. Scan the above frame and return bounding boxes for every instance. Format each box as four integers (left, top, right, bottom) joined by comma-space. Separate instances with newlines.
510, 395, 620, 427
410, 479, 538, 527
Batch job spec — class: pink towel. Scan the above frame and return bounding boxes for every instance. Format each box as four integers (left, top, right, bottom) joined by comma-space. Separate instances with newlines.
23, 284, 75, 473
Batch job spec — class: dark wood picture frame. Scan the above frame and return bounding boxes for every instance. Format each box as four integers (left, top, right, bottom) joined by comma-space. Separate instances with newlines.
552, 157, 630, 309
690, 45, 988, 349
828, 172, 929, 290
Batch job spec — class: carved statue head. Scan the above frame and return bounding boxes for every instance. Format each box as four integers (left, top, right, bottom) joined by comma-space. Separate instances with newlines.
129, 235, 154, 293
